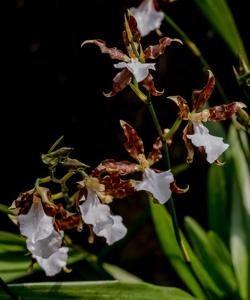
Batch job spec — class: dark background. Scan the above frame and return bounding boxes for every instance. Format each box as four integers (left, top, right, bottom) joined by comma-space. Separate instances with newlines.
2, 0, 249, 288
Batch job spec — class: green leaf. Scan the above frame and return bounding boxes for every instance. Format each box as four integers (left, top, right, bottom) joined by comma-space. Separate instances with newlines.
0, 231, 26, 247
0, 281, 196, 300
184, 217, 238, 296
0, 231, 99, 283
206, 122, 228, 242
229, 179, 248, 300
227, 125, 250, 231
150, 202, 224, 299
226, 125, 250, 300
192, 0, 249, 65
207, 164, 228, 242
102, 264, 143, 283
0, 231, 30, 282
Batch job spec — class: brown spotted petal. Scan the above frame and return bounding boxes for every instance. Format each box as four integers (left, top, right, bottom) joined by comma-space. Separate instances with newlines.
147, 137, 163, 166
9, 189, 34, 216
142, 73, 164, 96
123, 14, 141, 49
192, 70, 215, 111
81, 39, 130, 62
144, 37, 182, 60
120, 120, 145, 161
183, 122, 194, 163
168, 96, 190, 119
92, 159, 139, 177
100, 174, 135, 199
57, 215, 81, 231
207, 102, 246, 122
103, 68, 132, 97
170, 181, 189, 194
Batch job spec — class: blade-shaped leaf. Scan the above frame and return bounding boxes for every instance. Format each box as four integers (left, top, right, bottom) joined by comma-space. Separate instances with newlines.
184, 217, 238, 296
102, 263, 143, 283
0, 281, 196, 300
0, 231, 99, 283
150, 201, 225, 299
207, 164, 228, 242
192, 0, 249, 65
229, 178, 249, 300
226, 125, 250, 300
227, 125, 250, 231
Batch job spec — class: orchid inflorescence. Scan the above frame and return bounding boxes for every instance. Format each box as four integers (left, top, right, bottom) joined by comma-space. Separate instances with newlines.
9, 1, 247, 277
9, 119, 185, 276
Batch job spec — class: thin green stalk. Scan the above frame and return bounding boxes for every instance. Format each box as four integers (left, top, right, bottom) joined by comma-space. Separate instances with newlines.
146, 95, 189, 262
163, 117, 182, 141
0, 204, 11, 215
0, 277, 20, 300
35, 176, 51, 187
164, 14, 228, 102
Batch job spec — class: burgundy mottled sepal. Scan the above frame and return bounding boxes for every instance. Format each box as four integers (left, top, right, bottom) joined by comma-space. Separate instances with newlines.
170, 181, 189, 194
100, 174, 135, 199
103, 69, 132, 97
207, 102, 246, 121
183, 123, 194, 163
92, 159, 138, 177
144, 37, 182, 60
147, 137, 163, 166
192, 70, 215, 111
142, 74, 164, 96
168, 96, 190, 120
81, 39, 130, 62
120, 120, 145, 161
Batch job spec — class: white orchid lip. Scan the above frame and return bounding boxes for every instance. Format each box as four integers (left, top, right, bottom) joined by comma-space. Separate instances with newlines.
114, 58, 155, 82
18, 199, 68, 277
18, 201, 54, 243
187, 122, 229, 163
35, 246, 69, 277
130, 0, 164, 37
79, 188, 127, 245
135, 168, 174, 204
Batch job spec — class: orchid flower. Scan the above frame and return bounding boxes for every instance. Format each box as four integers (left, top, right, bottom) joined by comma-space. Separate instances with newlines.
93, 120, 186, 205
168, 70, 245, 163
17, 189, 69, 276
129, 0, 177, 37
120, 120, 188, 203
130, 0, 164, 37
81, 12, 181, 98
78, 178, 127, 245
187, 122, 229, 164
135, 167, 173, 204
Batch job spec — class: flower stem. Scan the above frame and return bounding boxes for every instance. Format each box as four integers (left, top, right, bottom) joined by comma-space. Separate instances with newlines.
163, 117, 182, 141
146, 94, 190, 262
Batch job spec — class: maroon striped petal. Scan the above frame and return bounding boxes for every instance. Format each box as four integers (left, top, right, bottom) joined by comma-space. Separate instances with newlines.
144, 37, 182, 59
103, 69, 132, 97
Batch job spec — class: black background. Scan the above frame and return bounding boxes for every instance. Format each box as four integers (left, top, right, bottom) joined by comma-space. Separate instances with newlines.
1, 0, 249, 287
